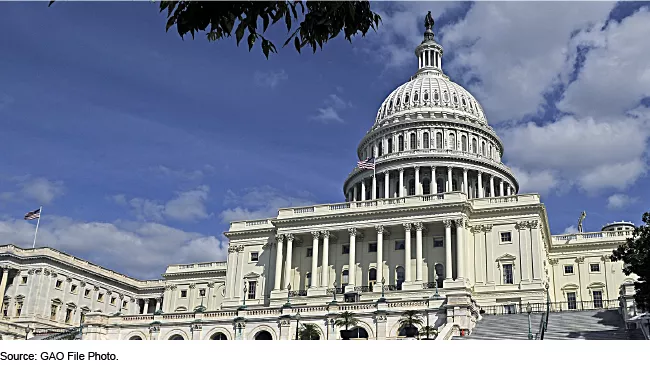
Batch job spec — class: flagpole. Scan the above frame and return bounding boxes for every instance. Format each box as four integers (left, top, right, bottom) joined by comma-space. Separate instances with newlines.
32, 206, 42, 249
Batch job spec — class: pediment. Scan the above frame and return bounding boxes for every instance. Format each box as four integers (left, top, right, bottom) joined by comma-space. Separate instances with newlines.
15, 294, 25, 300
587, 282, 605, 289
562, 283, 579, 291
243, 272, 261, 279
66, 302, 77, 308
495, 253, 516, 262
51, 298, 62, 305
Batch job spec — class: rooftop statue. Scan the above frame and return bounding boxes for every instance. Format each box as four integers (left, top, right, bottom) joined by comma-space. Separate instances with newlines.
578, 211, 587, 233
425, 11, 434, 30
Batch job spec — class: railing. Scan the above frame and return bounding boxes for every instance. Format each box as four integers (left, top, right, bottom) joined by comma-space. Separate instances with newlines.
354, 286, 372, 293
383, 284, 401, 291
288, 290, 307, 297
41, 327, 81, 340
421, 281, 443, 289
552, 230, 634, 242
326, 288, 344, 295
480, 299, 620, 316
33, 327, 74, 335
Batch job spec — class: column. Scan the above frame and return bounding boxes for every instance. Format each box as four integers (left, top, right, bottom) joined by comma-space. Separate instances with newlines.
353, 185, 358, 202
455, 219, 465, 279
463, 168, 468, 196
0, 268, 8, 300
415, 166, 421, 195
347, 191, 352, 202
376, 226, 384, 282
415, 223, 423, 282
397, 168, 404, 198
490, 176, 495, 197
372, 175, 377, 200
274, 235, 284, 290
478, 172, 484, 198
310, 231, 320, 288
443, 220, 453, 280
361, 180, 366, 201
447, 166, 453, 192
404, 223, 412, 282
384, 172, 389, 199
516, 222, 530, 282
321, 231, 330, 287
284, 234, 294, 289
348, 228, 357, 287
484, 225, 495, 284
499, 180, 504, 196
431, 166, 437, 194
143, 299, 150, 314
529, 221, 542, 281
507, 185, 512, 195
156, 297, 162, 312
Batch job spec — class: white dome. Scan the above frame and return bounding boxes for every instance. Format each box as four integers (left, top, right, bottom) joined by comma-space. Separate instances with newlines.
374, 73, 488, 128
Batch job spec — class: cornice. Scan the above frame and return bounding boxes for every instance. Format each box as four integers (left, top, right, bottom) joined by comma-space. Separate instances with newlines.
223, 228, 277, 238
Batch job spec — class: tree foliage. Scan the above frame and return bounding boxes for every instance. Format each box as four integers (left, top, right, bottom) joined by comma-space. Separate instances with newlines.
611, 212, 650, 312
398, 309, 423, 329
334, 310, 359, 330
298, 323, 320, 340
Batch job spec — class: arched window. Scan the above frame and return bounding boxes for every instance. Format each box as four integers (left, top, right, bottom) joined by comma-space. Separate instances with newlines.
472, 138, 477, 153
389, 100, 393, 109
414, 92, 419, 102
388, 138, 393, 153
396, 267, 405, 290
436, 179, 444, 194
453, 94, 458, 104
482, 141, 486, 156
129, 336, 143, 340
369, 268, 377, 282
404, 93, 410, 104
255, 331, 273, 340
408, 179, 415, 196
449, 133, 456, 150
435, 264, 444, 288
210, 333, 228, 340
423, 132, 429, 149
410, 133, 416, 149
488, 144, 492, 159
398, 135, 404, 151
452, 179, 458, 191
378, 141, 383, 157
436, 132, 443, 149
443, 90, 449, 102
396, 97, 401, 106
424, 91, 429, 101
168, 334, 184, 340
461, 135, 467, 151
434, 91, 439, 101
349, 327, 369, 339
422, 178, 431, 195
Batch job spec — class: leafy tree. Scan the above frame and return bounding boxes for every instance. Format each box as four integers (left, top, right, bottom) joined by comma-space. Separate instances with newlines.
49, 1, 382, 59
398, 309, 424, 330
298, 323, 320, 340
611, 212, 650, 311
419, 325, 438, 339
334, 310, 359, 330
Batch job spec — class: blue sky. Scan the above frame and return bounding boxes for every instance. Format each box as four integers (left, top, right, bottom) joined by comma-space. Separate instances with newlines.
1, 1, 649, 279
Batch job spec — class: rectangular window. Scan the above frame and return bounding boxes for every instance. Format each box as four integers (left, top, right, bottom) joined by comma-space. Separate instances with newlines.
84, 289, 91, 298
2, 302, 8, 317
70, 284, 78, 294
503, 264, 513, 284
180, 290, 188, 298
567, 292, 577, 310
504, 304, 516, 314
433, 238, 444, 248
368, 243, 377, 253
593, 290, 603, 308
395, 240, 405, 250
97, 293, 104, 302
16, 302, 23, 317
564, 265, 574, 275
122, 301, 128, 309
306, 248, 313, 257
590, 263, 600, 272
342, 245, 350, 255
199, 288, 206, 297
20, 276, 27, 285
55, 280, 63, 289
110, 297, 116, 305
250, 252, 259, 262
65, 308, 72, 324
50, 305, 58, 321
247, 281, 257, 300
500, 232, 512, 243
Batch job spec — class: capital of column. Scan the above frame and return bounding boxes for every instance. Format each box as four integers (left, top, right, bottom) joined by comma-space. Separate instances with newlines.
443, 219, 453, 228
286, 233, 294, 242
311, 231, 320, 239
414, 166, 420, 172
403, 223, 413, 231
453, 218, 464, 227
447, 166, 452, 171
375, 225, 385, 234
275, 234, 285, 243
348, 228, 358, 237
321, 230, 330, 238
463, 168, 468, 172
477, 171, 482, 177
413, 222, 424, 231
144, 298, 150, 304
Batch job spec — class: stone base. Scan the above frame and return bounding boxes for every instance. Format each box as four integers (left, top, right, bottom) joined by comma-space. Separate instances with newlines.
401, 282, 423, 291
307, 287, 327, 297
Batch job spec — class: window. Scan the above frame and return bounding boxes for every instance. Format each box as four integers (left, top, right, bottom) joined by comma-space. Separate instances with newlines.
199, 289, 206, 297
436, 179, 444, 193
433, 238, 444, 248
564, 265, 574, 275
410, 133, 416, 149
368, 243, 377, 253
436, 132, 443, 149
342, 245, 350, 255
84, 289, 91, 298
396, 267, 405, 290
395, 240, 405, 250
15, 302, 23, 317
482, 141, 486, 155
250, 252, 259, 262
500, 232, 512, 243
504, 304, 516, 314
80, 311, 86, 324
398, 135, 404, 151
593, 290, 603, 308
369, 268, 377, 282
306, 273, 312, 288
55, 280, 63, 289
404, 93, 410, 104
414, 92, 419, 102
2, 302, 8, 317
590, 263, 600, 272
503, 264, 514, 284
423, 132, 429, 149
65, 308, 72, 324
70, 284, 78, 294
388, 138, 393, 153
122, 301, 128, 309
342, 270, 349, 286
97, 293, 104, 302
110, 297, 116, 305
247, 281, 257, 300
449, 133, 456, 150
378, 141, 383, 156
20, 276, 27, 285
472, 138, 477, 153
306, 248, 313, 257
50, 305, 58, 321
422, 179, 430, 195
461, 135, 467, 151
567, 292, 577, 310
180, 290, 188, 298
408, 179, 415, 195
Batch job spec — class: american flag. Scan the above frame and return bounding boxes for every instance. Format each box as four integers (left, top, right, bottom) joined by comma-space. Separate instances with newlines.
357, 157, 375, 170
24, 208, 41, 220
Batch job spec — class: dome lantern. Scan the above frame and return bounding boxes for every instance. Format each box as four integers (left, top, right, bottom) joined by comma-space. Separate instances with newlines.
414, 11, 444, 78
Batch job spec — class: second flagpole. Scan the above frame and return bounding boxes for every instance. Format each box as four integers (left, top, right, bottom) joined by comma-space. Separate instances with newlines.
32, 206, 42, 249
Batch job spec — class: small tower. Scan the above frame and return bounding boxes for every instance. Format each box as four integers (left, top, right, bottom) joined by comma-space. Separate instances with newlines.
414, 11, 444, 78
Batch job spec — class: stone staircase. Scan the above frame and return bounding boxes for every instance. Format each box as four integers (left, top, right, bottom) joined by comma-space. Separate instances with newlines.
456, 309, 644, 340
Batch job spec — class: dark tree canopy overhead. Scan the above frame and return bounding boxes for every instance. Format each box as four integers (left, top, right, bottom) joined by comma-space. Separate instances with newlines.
611, 212, 650, 312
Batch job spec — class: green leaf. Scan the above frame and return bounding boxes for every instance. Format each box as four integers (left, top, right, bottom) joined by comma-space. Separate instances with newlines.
247, 33, 256, 51
294, 36, 301, 53
235, 21, 246, 45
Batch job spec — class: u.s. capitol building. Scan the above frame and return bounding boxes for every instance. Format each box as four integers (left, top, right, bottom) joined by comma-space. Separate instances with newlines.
0, 15, 644, 340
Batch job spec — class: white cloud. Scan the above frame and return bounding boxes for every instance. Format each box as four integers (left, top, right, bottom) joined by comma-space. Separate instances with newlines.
219, 186, 315, 223
311, 94, 353, 124
150, 165, 214, 181
3, 176, 66, 204
563, 225, 578, 234
607, 193, 638, 210
0, 216, 224, 279
441, 2, 615, 123
509, 167, 559, 196
253, 69, 288, 88
114, 185, 211, 223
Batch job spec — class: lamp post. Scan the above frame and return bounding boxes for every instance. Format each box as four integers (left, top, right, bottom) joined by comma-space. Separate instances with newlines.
378, 277, 386, 303
526, 302, 533, 340
432, 274, 440, 299
284, 284, 292, 307
240, 283, 248, 309
295, 312, 301, 340
332, 281, 338, 303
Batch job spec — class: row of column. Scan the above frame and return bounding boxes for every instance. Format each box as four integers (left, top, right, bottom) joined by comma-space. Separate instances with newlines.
347, 166, 514, 201
273, 218, 466, 291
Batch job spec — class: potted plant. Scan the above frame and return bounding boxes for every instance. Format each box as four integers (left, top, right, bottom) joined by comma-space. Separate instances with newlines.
334, 311, 359, 340
398, 310, 423, 338
419, 325, 438, 340
299, 323, 321, 340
